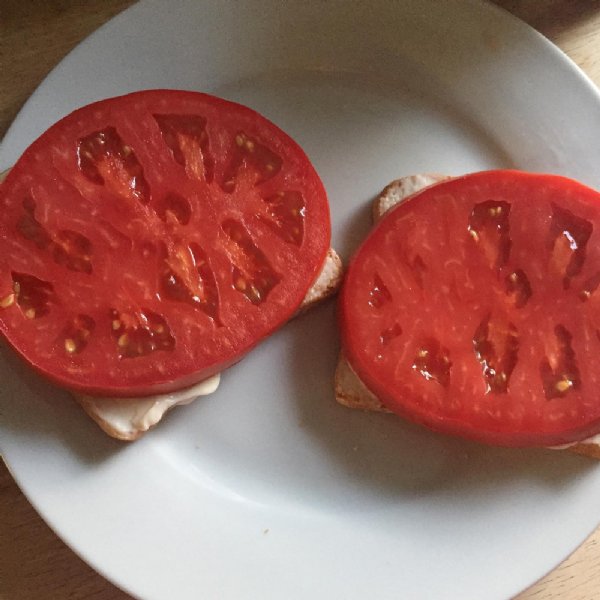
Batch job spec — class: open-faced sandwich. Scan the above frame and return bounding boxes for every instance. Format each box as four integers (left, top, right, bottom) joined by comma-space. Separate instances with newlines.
336, 171, 600, 458
0, 90, 342, 440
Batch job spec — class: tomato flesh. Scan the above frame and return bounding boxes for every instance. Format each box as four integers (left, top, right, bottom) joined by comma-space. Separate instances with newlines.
340, 170, 600, 447
0, 90, 330, 396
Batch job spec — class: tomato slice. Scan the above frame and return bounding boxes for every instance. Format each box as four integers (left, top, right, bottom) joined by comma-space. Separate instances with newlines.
340, 170, 600, 447
0, 90, 330, 396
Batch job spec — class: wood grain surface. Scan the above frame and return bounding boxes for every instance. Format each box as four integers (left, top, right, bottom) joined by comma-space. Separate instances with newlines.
2, 1, 600, 599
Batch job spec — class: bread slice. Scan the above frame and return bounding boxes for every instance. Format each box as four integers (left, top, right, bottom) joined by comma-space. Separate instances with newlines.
335, 173, 600, 458
372, 173, 451, 223
334, 351, 388, 412
299, 248, 343, 312
0, 168, 343, 440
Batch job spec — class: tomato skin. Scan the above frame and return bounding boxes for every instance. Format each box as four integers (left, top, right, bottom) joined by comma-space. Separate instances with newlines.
0, 90, 330, 396
340, 170, 600, 447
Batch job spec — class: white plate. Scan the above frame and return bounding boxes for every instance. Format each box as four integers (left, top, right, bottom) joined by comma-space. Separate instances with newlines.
2, 1, 600, 599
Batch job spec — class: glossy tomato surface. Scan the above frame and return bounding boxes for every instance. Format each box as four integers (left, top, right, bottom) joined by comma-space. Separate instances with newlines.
0, 90, 330, 396
340, 170, 600, 447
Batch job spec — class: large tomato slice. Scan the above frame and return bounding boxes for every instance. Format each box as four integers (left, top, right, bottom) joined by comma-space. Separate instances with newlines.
340, 170, 600, 447
0, 90, 329, 396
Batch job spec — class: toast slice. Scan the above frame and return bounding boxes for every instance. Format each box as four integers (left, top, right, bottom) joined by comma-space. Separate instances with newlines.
0, 168, 343, 440
334, 173, 600, 458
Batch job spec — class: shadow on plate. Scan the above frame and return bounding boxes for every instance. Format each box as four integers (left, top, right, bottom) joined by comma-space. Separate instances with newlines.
285, 301, 596, 502
0, 344, 123, 465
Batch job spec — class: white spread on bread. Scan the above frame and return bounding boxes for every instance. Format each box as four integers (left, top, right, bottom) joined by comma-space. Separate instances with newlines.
76, 375, 221, 441
335, 173, 600, 458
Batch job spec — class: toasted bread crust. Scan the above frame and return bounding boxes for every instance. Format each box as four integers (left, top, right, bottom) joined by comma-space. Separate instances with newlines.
373, 173, 450, 223
334, 353, 388, 412
298, 248, 344, 313
567, 443, 600, 460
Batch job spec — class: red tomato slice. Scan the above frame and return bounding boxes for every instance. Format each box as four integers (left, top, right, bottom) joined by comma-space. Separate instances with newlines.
0, 90, 330, 396
340, 170, 600, 447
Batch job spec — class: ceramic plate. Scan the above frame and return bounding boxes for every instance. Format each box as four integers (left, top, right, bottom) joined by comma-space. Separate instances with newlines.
3, 1, 600, 598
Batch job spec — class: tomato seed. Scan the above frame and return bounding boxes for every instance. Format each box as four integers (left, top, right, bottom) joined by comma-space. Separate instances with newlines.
548, 204, 593, 289
111, 308, 176, 358
412, 340, 452, 388
0, 293, 15, 308
260, 191, 306, 246
468, 200, 512, 269
12, 272, 54, 319
540, 325, 580, 400
221, 131, 282, 192
473, 316, 519, 394
555, 379, 573, 393
222, 219, 280, 305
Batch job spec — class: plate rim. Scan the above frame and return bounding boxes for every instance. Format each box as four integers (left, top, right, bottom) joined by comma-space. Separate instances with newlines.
3, 2, 600, 599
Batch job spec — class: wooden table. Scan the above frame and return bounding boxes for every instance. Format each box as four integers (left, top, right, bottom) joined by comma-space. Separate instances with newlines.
2, 1, 600, 598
